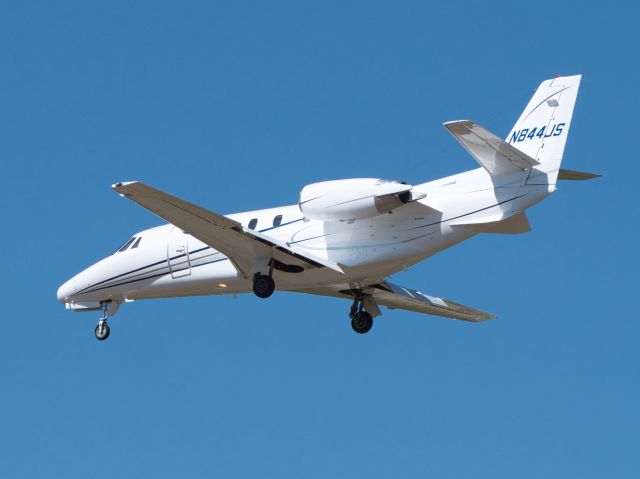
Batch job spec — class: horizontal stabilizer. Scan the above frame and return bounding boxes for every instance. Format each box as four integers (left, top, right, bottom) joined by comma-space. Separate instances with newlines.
557, 168, 601, 180
444, 120, 539, 175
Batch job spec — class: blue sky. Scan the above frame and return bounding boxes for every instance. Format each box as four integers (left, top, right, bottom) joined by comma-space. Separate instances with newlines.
1, 1, 638, 477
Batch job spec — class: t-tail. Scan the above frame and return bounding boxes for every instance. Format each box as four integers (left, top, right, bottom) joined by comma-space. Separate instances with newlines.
507, 75, 582, 183
444, 75, 597, 182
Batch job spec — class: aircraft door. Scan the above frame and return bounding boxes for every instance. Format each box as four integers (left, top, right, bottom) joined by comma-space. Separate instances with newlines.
167, 227, 192, 279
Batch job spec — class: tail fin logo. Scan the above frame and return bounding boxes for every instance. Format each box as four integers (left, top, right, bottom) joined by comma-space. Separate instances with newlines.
509, 123, 565, 143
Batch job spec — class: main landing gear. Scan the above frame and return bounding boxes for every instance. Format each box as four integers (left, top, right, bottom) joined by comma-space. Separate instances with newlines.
253, 260, 276, 299
349, 294, 374, 334
253, 274, 275, 298
95, 302, 111, 341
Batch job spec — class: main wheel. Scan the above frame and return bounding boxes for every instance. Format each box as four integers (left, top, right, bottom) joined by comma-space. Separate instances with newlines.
351, 311, 373, 334
253, 274, 275, 299
95, 322, 110, 341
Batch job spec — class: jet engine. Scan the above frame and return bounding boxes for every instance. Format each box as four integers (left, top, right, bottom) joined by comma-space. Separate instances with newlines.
299, 178, 425, 222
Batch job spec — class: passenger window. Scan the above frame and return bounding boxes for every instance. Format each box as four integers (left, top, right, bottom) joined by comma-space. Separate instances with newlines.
117, 237, 136, 252
273, 215, 283, 227
248, 218, 258, 230
130, 237, 142, 249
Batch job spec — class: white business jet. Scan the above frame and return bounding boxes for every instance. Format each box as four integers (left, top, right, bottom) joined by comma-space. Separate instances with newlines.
58, 75, 597, 340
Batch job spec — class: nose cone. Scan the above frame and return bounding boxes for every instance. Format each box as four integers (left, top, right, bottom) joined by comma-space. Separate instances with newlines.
57, 277, 77, 304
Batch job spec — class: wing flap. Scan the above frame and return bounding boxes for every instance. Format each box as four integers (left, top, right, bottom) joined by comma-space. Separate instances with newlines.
243, 228, 344, 272
444, 120, 539, 175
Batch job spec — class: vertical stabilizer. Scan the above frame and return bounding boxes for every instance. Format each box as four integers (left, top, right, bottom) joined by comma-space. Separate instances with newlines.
507, 75, 581, 183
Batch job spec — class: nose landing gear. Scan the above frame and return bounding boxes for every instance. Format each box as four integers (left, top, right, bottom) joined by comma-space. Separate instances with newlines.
95, 302, 111, 341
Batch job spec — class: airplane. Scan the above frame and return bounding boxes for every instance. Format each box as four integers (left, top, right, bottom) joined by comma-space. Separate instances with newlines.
57, 75, 598, 340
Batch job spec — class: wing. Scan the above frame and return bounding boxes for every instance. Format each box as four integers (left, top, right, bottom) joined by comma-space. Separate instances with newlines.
444, 120, 539, 175
299, 280, 495, 322
112, 181, 344, 278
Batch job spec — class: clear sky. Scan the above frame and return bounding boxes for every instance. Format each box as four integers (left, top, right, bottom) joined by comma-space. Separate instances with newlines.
1, 1, 638, 477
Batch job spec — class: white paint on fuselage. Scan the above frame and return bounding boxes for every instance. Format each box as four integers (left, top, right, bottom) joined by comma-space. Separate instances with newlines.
57, 167, 552, 311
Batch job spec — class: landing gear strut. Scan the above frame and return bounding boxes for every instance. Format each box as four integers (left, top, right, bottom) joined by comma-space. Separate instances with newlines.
349, 294, 373, 334
95, 302, 111, 341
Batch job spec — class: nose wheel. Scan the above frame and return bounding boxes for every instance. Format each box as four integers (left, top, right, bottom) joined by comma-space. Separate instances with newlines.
349, 294, 374, 334
95, 321, 110, 340
94, 302, 111, 341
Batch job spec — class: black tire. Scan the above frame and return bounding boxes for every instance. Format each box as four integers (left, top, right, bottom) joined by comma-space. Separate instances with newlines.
253, 275, 275, 299
351, 311, 373, 334
95, 322, 110, 341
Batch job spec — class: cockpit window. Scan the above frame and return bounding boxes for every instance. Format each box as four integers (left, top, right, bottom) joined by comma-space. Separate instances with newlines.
273, 215, 283, 227
130, 237, 142, 249
116, 237, 137, 253
248, 218, 258, 230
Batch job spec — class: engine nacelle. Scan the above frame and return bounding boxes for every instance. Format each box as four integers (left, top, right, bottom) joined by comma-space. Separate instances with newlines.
299, 178, 424, 222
